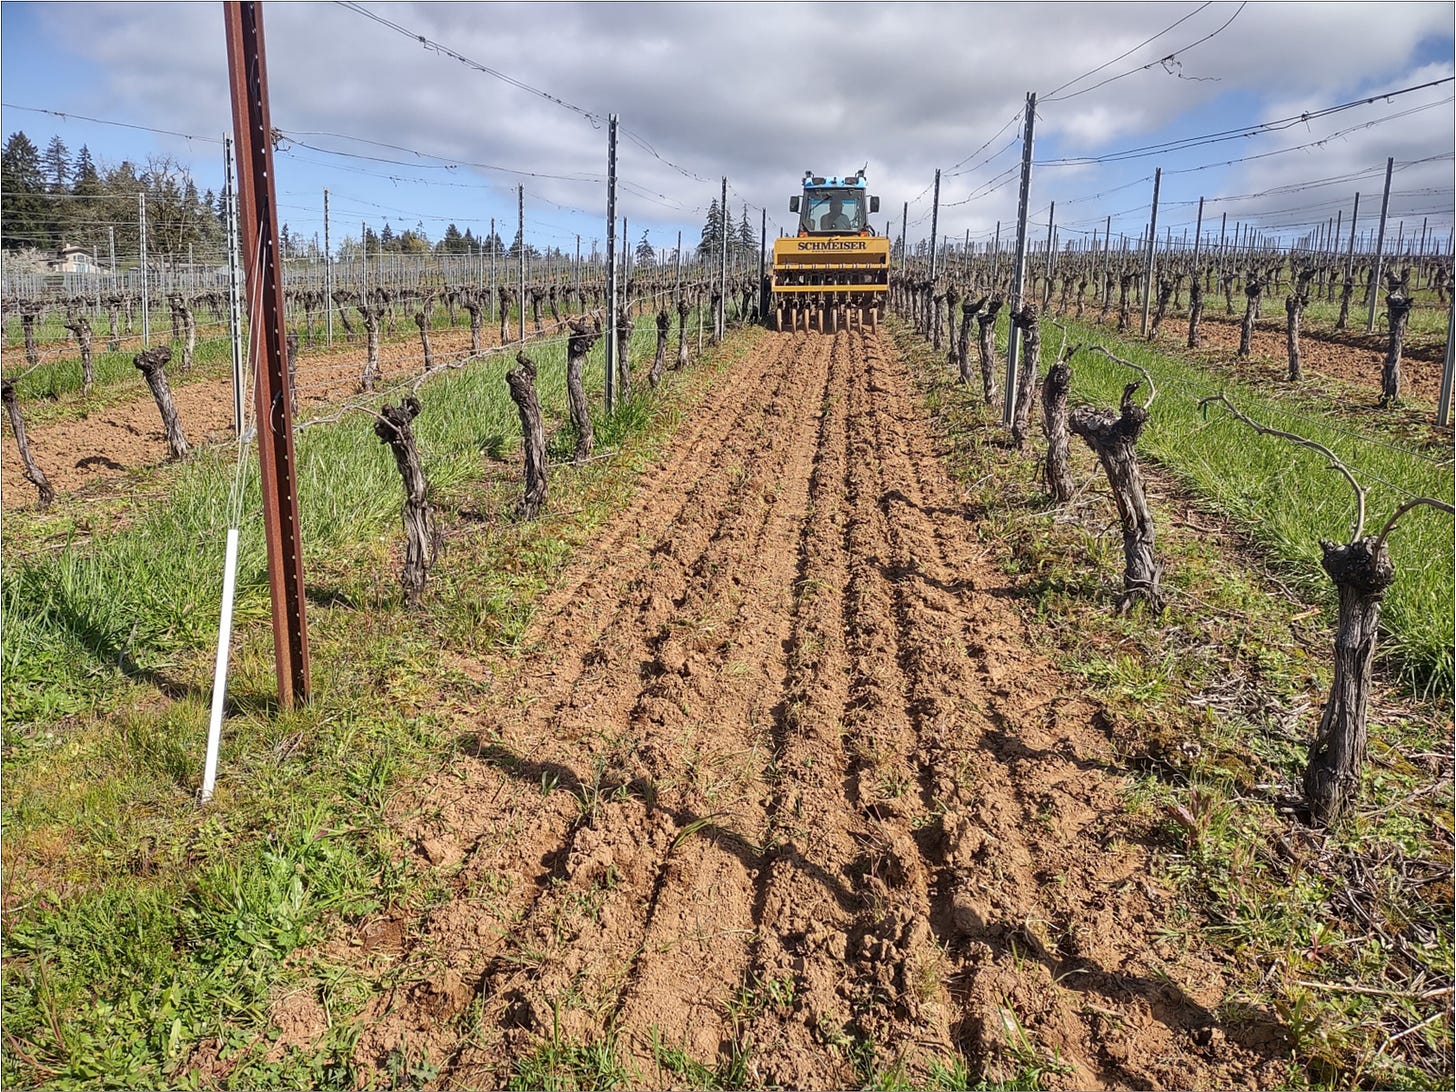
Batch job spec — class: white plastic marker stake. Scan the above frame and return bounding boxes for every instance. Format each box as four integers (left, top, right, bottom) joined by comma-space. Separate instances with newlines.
201, 527, 241, 803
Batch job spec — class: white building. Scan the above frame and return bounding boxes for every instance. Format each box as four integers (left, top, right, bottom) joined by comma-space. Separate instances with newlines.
47, 243, 99, 275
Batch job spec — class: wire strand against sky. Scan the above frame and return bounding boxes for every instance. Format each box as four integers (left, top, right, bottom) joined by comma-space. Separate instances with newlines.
1043, 1, 1214, 100
1, 103, 221, 145
1045, 2, 1247, 103
334, 0, 722, 192
333, 1, 602, 124
945, 106, 1026, 176
1036, 76, 1456, 166
281, 134, 605, 185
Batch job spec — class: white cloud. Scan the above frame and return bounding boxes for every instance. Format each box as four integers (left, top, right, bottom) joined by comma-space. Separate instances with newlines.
6, 1, 1452, 249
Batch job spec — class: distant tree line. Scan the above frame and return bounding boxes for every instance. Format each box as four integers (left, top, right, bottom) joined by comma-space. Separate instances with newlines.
1, 130, 225, 268
1, 129, 659, 270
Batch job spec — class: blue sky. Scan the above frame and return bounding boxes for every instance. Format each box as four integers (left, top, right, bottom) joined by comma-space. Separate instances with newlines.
3, 2, 1452, 260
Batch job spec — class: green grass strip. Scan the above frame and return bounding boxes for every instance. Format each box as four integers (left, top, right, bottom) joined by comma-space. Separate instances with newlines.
1, 316, 695, 730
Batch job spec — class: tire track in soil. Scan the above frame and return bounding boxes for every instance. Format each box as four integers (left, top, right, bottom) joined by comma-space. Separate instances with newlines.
335, 326, 1289, 1090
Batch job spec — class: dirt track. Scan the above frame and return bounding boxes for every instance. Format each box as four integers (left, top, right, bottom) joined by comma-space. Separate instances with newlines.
314, 327, 1287, 1089
1154, 313, 1445, 404
0, 326, 497, 510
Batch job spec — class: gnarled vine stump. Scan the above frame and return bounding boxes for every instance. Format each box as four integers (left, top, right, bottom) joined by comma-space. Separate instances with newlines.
507, 351, 548, 519
331, 290, 357, 338
2, 378, 54, 509
942, 285, 959, 364
1009, 303, 1041, 451
105, 295, 122, 352
1041, 351, 1073, 503
134, 347, 189, 459
1147, 276, 1175, 340
498, 287, 513, 345
182, 298, 197, 372
976, 298, 1002, 405
19, 302, 41, 370
416, 311, 435, 372
463, 295, 483, 355
1238, 274, 1264, 359
1069, 383, 1163, 614
957, 296, 984, 387
616, 309, 634, 401
63, 305, 96, 396
358, 305, 382, 392
1116, 271, 1135, 333
1187, 273, 1205, 349
1381, 288, 1413, 406
1303, 537, 1392, 826
373, 396, 439, 609
676, 297, 690, 369
649, 309, 670, 388
1286, 265, 1315, 382
566, 317, 601, 464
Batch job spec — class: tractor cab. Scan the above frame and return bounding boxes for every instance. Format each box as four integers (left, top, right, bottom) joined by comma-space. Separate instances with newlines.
790, 172, 881, 236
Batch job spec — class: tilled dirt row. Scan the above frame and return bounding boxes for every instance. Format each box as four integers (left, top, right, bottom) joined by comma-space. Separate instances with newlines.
328, 328, 1288, 1090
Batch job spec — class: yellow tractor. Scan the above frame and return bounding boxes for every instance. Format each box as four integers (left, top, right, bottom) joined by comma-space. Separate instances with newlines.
770, 170, 888, 333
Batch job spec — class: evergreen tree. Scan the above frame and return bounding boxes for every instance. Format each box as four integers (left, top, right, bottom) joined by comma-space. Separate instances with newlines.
42, 135, 71, 194
438, 223, 466, 254
2, 132, 48, 250
100, 159, 141, 261
379, 222, 396, 251
634, 229, 656, 267
697, 198, 724, 258
64, 144, 104, 248
737, 204, 757, 258
507, 227, 539, 261
73, 145, 99, 190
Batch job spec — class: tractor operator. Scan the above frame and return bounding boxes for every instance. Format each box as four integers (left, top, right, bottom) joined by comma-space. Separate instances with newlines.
823, 195, 853, 232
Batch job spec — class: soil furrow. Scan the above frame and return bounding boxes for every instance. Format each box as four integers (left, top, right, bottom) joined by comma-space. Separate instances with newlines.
736, 328, 864, 1090
485, 332, 805, 752
603, 331, 841, 1077
835, 329, 959, 1072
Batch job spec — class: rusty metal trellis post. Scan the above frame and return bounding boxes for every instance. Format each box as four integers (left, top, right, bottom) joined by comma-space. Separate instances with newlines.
224, 1, 310, 709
